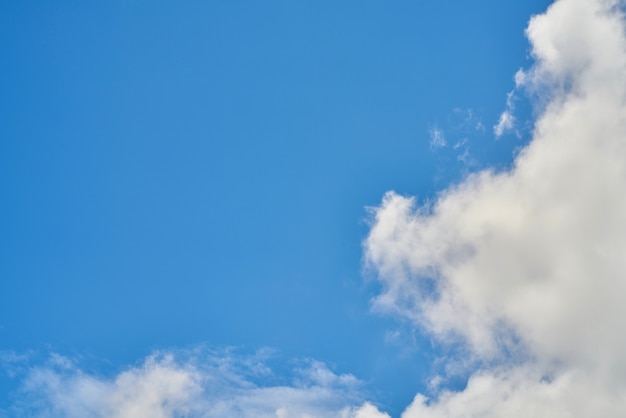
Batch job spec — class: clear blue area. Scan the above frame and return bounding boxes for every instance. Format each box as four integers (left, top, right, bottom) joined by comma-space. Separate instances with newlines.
1, 1, 550, 415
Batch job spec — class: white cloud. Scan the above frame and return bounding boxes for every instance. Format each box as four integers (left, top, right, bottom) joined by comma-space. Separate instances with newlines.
351, 402, 391, 418
6, 1, 626, 417
5, 350, 388, 418
366, 0, 626, 416
429, 127, 446, 149
493, 109, 515, 137
493, 90, 517, 137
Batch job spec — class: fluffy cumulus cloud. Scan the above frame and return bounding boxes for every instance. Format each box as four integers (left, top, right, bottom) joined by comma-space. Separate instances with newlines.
3, 350, 389, 418
365, 0, 626, 416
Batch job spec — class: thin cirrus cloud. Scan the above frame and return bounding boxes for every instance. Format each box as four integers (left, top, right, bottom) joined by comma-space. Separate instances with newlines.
4, 349, 390, 418
365, 0, 626, 416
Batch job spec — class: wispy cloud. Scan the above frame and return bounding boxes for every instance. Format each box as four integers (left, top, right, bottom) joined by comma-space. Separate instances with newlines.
493, 109, 515, 137
3, 349, 389, 418
428, 127, 447, 149
427, 109, 485, 172
366, 0, 626, 416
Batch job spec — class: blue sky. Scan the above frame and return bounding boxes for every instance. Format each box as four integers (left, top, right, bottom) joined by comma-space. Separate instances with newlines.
8, 1, 626, 417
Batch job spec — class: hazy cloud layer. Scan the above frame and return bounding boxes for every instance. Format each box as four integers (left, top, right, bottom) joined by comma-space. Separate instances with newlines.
3, 350, 390, 418
366, 0, 626, 416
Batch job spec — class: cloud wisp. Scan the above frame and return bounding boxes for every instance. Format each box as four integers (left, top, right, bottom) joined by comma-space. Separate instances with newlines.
493, 90, 517, 138
366, 0, 626, 416
3, 349, 390, 418
429, 127, 447, 149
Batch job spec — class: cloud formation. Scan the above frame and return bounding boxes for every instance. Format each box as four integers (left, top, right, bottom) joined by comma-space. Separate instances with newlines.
4, 350, 390, 418
5, 1, 625, 417
365, 0, 626, 416
493, 91, 516, 137
429, 127, 447, 149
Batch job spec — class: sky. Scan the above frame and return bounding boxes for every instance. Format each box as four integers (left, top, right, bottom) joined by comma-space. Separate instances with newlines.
3, 0, 626, 416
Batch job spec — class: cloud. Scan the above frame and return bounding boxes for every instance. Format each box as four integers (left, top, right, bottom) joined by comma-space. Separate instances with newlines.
4, 349, 388, 418
6, 1, 625, 417
429, 127, 447, 149
365, 0, 626, 416
493, 109, 515, 137
351, 403, 391, 418
494, 90, 517, 137
428, 109, 484, 169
